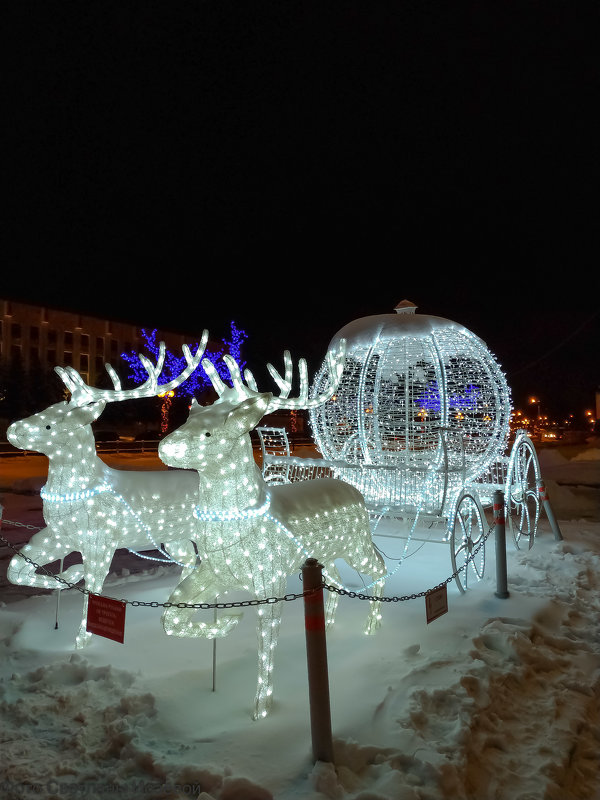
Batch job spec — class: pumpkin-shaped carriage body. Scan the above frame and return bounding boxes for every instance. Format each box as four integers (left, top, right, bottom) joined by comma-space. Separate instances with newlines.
310, 300, 511, 514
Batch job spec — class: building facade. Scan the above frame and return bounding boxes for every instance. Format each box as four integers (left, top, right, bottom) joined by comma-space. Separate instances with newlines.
0, 297, 209, 388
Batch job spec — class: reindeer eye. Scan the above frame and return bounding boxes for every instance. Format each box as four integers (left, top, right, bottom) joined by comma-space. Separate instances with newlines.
204, 432, 211, 437
45, 425, 51, 430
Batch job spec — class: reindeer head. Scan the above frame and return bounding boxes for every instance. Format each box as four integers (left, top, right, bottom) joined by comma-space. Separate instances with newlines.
7, 400, 106, 454
6, 332, 208, 457
158, 341, 346, 473
159, 391, 272, 471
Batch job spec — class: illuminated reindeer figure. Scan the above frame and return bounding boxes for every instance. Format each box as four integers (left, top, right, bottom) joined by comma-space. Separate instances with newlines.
159, 342, 386, 720
6, 334, 208, 648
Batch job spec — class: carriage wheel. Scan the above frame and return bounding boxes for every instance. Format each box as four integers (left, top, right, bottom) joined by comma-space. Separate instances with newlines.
450, 491, 486, 594
505, 433, 541, 550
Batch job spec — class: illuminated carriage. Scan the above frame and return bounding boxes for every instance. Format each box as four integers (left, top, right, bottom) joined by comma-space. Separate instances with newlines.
258, 301, 545, 592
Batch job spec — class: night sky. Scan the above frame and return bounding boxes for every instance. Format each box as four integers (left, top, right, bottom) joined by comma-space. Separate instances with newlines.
5, 3, 599, 419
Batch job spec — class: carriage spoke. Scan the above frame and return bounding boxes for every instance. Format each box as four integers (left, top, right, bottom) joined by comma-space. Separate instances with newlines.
450, 492, 486, 594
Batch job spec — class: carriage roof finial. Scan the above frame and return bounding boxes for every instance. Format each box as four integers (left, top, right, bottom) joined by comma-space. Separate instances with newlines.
394, 299, 417, 314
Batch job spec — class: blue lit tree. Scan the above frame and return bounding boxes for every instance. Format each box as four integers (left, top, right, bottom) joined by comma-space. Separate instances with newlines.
414, 381, 482, 414
122, 321, 247, 397
121, 321, 248, 432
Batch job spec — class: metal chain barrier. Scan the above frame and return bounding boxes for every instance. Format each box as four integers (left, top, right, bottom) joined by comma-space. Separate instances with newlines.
0, 520, 494, 609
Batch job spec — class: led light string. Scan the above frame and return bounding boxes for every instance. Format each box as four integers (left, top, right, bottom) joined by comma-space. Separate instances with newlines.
194, 495, 271, 522
364, 505, 423, 589
40, 484, 112, 503
114, 491, 196, 567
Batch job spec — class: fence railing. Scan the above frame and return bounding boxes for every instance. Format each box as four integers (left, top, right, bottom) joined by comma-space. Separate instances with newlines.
0, 439, 161, 457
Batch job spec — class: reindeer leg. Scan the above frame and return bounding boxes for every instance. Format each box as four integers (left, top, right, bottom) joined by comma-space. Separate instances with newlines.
6, 528, 107, 648
321, 560, 341, 629
6, 528, 81, 590
162, 566, 242, 639
361, 551, 386, 635
8, 529, 87, 598
75, 596, 93, 649
253, 577, 284, 720
341, 527, 386, 635
75, 536, 114, 649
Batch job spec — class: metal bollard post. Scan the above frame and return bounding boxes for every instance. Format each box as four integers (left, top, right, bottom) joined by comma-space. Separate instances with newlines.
302, 557, 334, 764
212, 598, 218, 692
493, 490, 509, 599
537, 481, 564, 541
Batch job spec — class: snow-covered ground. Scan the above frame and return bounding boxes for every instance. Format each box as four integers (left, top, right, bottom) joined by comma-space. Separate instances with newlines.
0, 443, 599, 800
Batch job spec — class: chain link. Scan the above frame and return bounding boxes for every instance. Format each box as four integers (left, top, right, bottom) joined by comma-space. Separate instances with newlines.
0, 522, 494, 609
1, 518, 44, 532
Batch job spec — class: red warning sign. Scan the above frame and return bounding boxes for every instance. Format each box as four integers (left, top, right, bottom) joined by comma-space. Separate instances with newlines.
425, 584, 448, 624
86, 594, 126, 643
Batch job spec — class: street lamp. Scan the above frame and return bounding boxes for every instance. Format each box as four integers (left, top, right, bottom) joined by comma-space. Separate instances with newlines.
586, 410, 596, 430
528, 396, 541, 435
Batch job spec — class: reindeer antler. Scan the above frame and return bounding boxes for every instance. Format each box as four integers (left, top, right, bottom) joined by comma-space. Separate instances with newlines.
56, 330, 209, 405
202, 339, 346, 413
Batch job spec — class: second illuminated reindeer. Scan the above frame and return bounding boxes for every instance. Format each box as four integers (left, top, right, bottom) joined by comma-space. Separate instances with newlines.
158, 342, 387, 720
